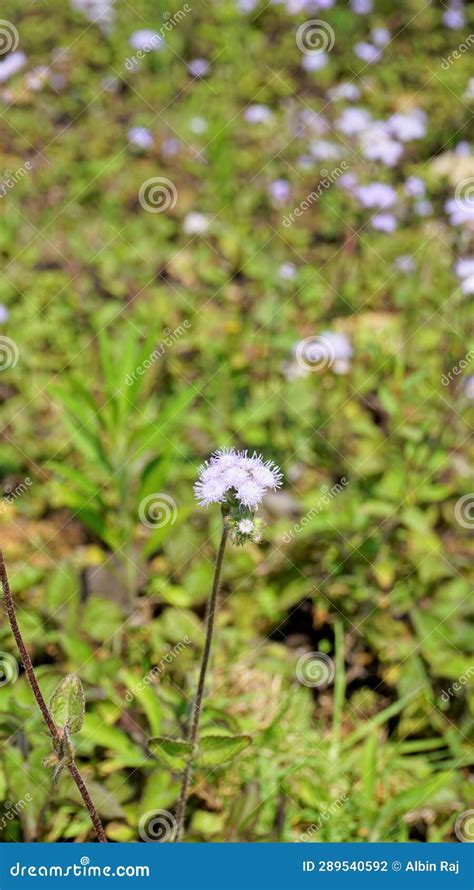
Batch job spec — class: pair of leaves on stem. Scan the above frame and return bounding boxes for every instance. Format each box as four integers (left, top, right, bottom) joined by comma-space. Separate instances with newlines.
148, 734, 252, 770
42, 674, 85, 784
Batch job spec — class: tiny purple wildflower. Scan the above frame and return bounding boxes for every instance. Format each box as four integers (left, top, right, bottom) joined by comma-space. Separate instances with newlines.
194, 449, 283, 509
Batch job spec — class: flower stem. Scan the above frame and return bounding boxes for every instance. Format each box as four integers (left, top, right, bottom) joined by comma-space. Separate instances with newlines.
174, 521, 229, 841
0, 550, 108, 843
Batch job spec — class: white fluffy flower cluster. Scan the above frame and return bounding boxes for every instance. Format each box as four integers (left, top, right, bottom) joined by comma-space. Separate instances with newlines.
194, 449, 282, 509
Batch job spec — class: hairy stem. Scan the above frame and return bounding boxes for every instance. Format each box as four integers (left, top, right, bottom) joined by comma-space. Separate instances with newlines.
174, 521, 229, 841
0, 550, 108, 843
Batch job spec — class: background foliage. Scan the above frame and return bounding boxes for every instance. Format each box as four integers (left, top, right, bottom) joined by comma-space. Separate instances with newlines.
0, 0, 472, 842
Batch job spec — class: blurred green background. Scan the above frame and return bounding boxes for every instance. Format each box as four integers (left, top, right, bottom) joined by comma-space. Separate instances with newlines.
0, 0, 472, 842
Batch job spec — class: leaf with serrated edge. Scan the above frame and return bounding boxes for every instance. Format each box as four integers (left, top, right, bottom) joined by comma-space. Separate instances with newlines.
197, 734, 252, 767
148, 736, 193, 770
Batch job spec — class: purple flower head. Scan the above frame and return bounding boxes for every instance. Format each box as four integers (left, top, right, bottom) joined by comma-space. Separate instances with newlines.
336, 107, 372, 136
195, 449, 283, 509
442, 2, 465, 29
371, 27, 390, 47
278, 262, 297, 280
0, 305, 9, 323
328, 82, 360, 102
188, 59, 210, 78
0, 51, 27, 84
127, 126, 154, 150
355, 182, 397, 209
268, 179, 291, 205
404, 176, 425, 198
371, 213, 397, 233
362, 123, 404, 166
388, 110, 426, 142
302, 52, 329, 72
351, 0, 373, 13
394, 255, 415, 273
414, 199, 433, 217
354, 42, 381, 64
129, 30, 164, 52
244, 104, 274, 124
462, 375, 474, 400
455, 257, 474, 279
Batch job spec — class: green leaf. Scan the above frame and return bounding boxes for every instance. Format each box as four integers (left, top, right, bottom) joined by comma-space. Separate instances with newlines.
197, 734, 252, 767
49, 674, 85, 735
148, 736, 193, 770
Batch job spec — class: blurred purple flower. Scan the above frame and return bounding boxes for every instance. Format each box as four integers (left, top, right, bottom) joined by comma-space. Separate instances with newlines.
302, 52, 329, 72
244, 104, 273, 124
351, 0, 373, 13
394, 255, 415, 273
268, 179, 291, 205
388, 110, 426, 141
371, 213, 397, 232
188, 59, 210, 78
404, 176, 425, 197
127, 127, 154, 150
0, 306, 9, 323
355, 182, 397, 208
336, 107, 372, 135
354, 42, 381, 64
0, 51, 27, 84
129, 30, 164, 52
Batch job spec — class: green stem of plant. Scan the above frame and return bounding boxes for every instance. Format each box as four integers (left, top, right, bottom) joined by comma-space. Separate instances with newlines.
0, 550, 108, 843
174, 520, 229, 841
